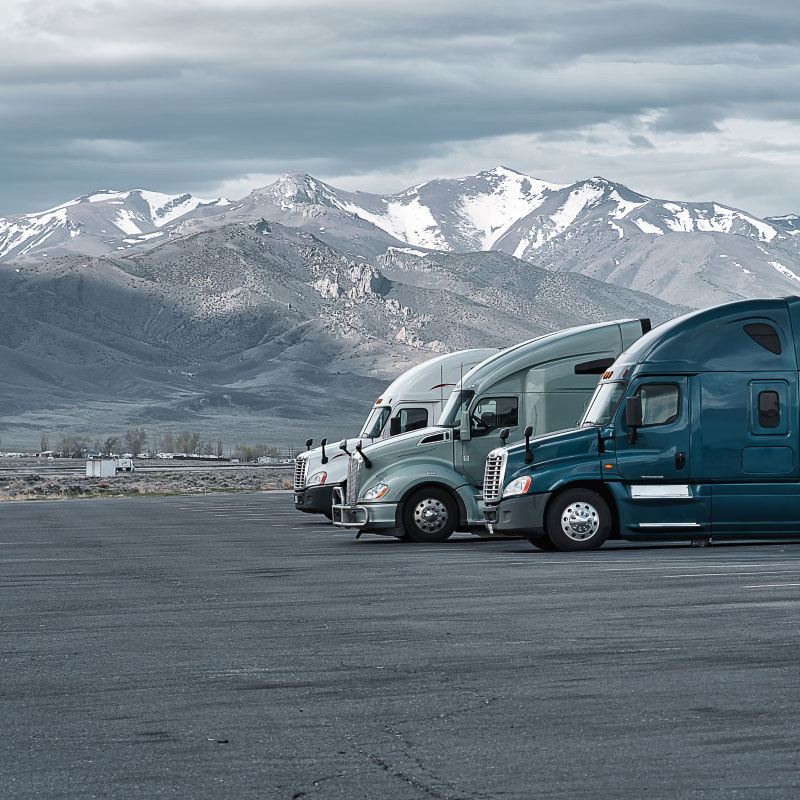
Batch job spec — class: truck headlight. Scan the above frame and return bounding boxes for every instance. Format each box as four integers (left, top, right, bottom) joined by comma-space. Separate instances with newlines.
502, 476, 531, 498
363, 483, 389, 500
307, 471, 327, 486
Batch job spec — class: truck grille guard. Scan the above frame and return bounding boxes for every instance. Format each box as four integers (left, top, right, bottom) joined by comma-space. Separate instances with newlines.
483, 450, 507, 504
332, 455, 367, 528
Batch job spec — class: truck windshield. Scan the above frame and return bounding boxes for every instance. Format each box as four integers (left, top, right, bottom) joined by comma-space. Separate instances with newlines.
438, 390, 475, 428
581, 382, 625, 427
360, 406, 391, 438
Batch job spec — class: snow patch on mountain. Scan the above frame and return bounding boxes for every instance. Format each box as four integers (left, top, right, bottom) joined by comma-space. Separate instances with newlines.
770, 261, 800, 284
343, 196, 449, 251
456, 169, 558, 249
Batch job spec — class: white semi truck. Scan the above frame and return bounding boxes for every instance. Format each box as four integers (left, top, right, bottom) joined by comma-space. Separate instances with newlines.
293, 349, 498, 518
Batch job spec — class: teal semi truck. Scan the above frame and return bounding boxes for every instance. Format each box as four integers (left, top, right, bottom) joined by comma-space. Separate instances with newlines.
482, 296, 800, 551
331, 319, 651, 542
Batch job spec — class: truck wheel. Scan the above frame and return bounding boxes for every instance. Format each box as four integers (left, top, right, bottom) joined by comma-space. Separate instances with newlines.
545, 489, 611, 552
527, 534, 558, 551
402, 487, 457, 543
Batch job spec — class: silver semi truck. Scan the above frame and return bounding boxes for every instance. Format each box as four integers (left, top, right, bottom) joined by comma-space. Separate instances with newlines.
293, 349, 497, 517
332, 319, 650, 541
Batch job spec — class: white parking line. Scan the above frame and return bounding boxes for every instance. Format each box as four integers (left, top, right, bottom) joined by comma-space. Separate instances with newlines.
660, 570, 800, 578
744, 583, 800, 588
598, 562, 800, 572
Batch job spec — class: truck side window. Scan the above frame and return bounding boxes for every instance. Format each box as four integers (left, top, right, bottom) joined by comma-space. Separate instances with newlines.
757, 391, 780, 428
744, 323, 782, 355
399, 407, 428, 433
471, 397, 519, 436
636, 384, 679, 426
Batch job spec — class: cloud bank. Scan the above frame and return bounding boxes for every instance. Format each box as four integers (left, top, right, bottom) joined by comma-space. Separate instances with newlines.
1, 0, 799, 215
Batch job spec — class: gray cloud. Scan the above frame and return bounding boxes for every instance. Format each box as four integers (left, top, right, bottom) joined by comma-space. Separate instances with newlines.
1, 0, 799, 215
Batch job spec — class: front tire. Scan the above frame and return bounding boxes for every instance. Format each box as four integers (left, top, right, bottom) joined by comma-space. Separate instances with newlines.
544, 489, 611, 552
402, 487, 457, 543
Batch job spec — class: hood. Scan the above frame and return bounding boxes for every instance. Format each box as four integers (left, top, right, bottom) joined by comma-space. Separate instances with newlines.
501, 426, 601, 475
360, 425, 451, 459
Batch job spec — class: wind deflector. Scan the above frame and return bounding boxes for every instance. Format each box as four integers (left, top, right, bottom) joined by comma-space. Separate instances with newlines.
744, 322, 782, 355
574, 357, 616, 375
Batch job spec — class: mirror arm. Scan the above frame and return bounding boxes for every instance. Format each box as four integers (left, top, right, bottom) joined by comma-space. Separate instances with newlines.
354, 441, 372, 469
523, 424, 534, 464
320, 438, 328, 464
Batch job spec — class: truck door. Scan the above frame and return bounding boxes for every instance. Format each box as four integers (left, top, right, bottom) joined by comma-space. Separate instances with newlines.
457, 395, 521, 486
615, 377, 690, 481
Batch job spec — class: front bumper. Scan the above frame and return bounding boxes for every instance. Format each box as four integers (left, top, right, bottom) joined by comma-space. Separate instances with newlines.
484, 492, 551, 535
294, 483, 338, 515
331, 487, 400, 532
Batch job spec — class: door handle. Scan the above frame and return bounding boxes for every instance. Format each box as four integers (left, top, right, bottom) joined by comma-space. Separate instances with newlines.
675, 452, 686, 470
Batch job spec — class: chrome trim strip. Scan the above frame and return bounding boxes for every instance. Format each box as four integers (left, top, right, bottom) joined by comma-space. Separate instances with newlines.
631, 485, 690, 499
637, 522, 702, 528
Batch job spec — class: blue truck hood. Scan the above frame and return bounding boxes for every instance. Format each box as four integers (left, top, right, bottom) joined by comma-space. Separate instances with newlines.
501, 426, 601, 480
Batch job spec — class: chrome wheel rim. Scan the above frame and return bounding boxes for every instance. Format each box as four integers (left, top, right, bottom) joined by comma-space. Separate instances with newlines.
560, 501, 600, 541
413, 498, 449, 535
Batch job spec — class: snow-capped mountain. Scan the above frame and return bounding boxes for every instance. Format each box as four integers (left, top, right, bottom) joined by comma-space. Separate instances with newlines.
0, 189, 230, 262
236, 168, 800, 308
2, 167, 800, 309
240, 167, 781, 256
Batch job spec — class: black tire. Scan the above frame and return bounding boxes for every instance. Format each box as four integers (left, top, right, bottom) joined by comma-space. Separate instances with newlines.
527, 534, 559, 551
544, 489, 612, 552
401, 487, 457, 543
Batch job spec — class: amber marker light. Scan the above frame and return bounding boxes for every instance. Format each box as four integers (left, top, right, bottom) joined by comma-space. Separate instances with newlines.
604, 464, 613, 469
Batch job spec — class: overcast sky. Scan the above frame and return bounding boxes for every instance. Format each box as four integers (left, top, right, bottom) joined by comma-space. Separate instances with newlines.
2, 0, 799, 217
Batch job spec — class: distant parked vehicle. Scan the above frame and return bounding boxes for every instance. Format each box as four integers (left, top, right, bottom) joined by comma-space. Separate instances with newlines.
156, 452, 174, 459
138, 452, 151, 459
116, 458, 134, 473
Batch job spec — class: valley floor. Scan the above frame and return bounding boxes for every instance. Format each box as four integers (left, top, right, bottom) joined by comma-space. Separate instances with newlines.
0, 465, 292, 501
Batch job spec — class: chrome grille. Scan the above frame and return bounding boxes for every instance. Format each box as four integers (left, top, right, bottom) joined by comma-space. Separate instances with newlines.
483, 451, 507, 503
293, 455, 308, 490
346, 456, 363, 505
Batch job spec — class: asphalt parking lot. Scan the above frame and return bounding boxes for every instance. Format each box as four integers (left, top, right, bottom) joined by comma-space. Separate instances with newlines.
2, 491, 800, 799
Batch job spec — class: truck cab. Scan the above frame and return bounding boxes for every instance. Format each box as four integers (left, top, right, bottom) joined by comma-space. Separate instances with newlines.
483, 297, 800, 550
293, 349, 497, 517
331, 319, 650, 541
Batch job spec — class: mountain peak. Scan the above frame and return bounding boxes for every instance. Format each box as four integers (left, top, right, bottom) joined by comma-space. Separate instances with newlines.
253, 172, 340, 208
